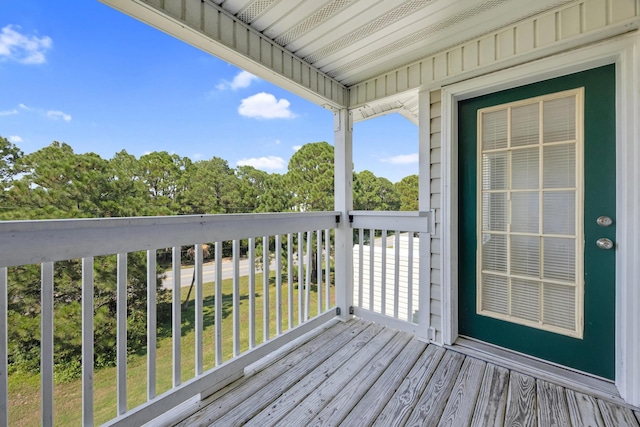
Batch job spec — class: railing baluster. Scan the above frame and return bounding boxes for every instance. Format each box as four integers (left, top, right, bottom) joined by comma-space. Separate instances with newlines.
263, 236, 270, 342
298, 232, 303, 325
146, 250, 157, 400
194, 244, 203, 376
275, 234, 282, 335
172, 247, 181, 387
407, 234, 414, 323
324, 229, 330, 311
248, 237, 256, 349
305, 231, 312, 320
214, 241, 223, 365
117, 253, 127, 415
287, 233, 294, 329
369, 229, 375, 311
0, 268, 6, 426
394, 231, 400, 319
232, 240, 240, 357
358, 228, 364, 308
41, 262, 54, 427
381, 230, 387, 316
316, 230, 322, 315
82, 257, 94, 426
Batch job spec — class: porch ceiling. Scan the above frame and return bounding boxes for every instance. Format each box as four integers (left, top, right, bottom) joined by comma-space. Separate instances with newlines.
101, 0, 578, 116
206, 0, 569, 87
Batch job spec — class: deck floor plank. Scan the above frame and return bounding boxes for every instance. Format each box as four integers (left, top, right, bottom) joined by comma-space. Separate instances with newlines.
175, 320, 364, 427
367, 345, 446, 427
598, 399, 640, 427
438, 357, 487, 427
504, 371, 537, 427
566, 389, 605, 427
470, 364, 509, 427
308, 337, 426, 427
277, 330, 412, 427
173, 319, 640, 427
242, 325, 395, 427
403, 350, 466, 427
537, 379, 571, 427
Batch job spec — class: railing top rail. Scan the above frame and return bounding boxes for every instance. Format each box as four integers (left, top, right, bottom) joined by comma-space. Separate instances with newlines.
0, 211, 340, 268
349, 210, 429, 218
349, 210, 432, 233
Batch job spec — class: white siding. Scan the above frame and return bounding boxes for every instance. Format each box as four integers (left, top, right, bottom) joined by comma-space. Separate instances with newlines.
430, 89, 443, 343
349, 0, 639, 106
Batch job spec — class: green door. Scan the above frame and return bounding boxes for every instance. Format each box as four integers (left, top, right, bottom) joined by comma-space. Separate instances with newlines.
458, 65, 616, 379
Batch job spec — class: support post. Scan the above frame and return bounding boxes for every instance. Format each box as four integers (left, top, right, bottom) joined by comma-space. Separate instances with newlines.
417, 89, 433, 341
334, 108, 353, 320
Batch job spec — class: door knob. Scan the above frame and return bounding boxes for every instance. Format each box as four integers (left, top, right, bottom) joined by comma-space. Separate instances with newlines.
596, 238, 614, 250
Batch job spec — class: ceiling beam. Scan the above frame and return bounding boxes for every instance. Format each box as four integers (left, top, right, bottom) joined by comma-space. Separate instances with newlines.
100, 0, 348, 109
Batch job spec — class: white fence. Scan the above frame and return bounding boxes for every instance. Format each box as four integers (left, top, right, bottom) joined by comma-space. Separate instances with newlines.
0, 212, 338, 426
350, 211, 432, 337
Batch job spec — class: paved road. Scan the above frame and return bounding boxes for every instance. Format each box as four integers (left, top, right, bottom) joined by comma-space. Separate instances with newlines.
161, 258, 256, 289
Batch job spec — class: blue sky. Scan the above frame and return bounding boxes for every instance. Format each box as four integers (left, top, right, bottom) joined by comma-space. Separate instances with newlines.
0, 1, 418, 183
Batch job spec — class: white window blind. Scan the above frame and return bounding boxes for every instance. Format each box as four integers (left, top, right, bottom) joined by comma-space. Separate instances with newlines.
477, 89, 584, 338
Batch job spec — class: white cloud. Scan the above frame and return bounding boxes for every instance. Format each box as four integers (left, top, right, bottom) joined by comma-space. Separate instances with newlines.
292, 145, 302, 152
238, 92, 295, 119
46, 110, 72, 122
0, 109, 18, 116
274, 139, 281, 145
216, 70, 259, 91
19, 103, 30, 110
0, 25, 52, 65
230, 71, 259, 90
381, 153, 419, 165
237, 156, 286, 170
8, 135, 23, 143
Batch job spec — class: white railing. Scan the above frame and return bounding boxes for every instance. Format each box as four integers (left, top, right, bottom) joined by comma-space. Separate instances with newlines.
350, 211, 432, 338
0, 212, 338, 426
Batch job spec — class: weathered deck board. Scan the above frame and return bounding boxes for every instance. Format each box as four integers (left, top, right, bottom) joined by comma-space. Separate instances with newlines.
598, 399, 640, 427
470, 364, 509, 427
537, 379, 571, 426
566, 389, 605, 426
174, 319, 640, 427
242, 325, 394, 427
368, 345, 446, 427
175, 320, 363, 427
307, 337, 426, 427
438, 357, 486, 427
403, 350, 465, 427
276, 331, 412, 426
504, 371, 537, 427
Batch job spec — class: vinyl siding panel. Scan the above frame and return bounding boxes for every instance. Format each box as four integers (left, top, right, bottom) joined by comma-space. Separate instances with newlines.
349, 0, 638, 106
430, 89, 443, 341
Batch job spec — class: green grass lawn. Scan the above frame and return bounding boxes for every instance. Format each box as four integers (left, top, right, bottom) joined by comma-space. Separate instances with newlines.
8, 273, 334, 426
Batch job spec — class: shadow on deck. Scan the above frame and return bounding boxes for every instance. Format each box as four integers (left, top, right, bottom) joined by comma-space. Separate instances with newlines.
172, 319, 640, 427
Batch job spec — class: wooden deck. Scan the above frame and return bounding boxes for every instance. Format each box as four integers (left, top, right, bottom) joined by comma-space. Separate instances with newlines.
175, 319, 640, 427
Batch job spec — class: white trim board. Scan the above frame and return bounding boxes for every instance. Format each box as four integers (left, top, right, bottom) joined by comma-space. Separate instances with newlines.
440, 31, 640, 406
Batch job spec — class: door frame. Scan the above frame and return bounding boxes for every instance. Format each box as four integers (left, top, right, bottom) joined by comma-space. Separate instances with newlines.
440, 32, 640, 405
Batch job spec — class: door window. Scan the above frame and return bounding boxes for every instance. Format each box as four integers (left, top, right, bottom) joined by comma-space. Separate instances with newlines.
477, 88, 584, 338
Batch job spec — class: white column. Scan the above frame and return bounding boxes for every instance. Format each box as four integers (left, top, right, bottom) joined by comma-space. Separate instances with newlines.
334, 108, 353, 320
417, 89, 433, 341
616, 35, 640, 407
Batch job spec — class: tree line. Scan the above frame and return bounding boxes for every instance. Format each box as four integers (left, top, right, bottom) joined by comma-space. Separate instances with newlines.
0, 136, 418, 220
0, 135, 418, 378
